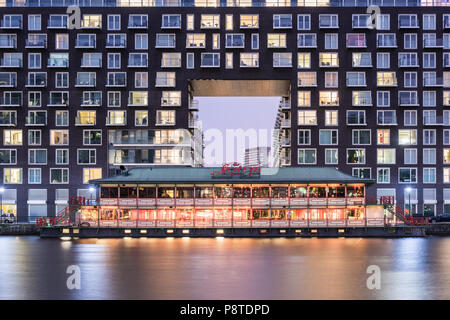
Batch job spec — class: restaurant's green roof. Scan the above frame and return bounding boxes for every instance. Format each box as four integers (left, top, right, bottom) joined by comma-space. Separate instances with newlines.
90, 167, 374, 185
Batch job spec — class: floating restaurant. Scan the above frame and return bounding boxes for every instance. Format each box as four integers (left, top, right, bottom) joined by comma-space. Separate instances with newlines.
38, 165, 428, 238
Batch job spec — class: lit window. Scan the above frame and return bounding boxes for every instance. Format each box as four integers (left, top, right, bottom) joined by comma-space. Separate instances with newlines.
83, 168, 102, 184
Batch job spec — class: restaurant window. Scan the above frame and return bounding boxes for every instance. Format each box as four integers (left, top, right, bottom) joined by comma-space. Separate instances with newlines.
328, 186, 346, 198
233, 187, 251, 198
252, 187, 270, 198
158, 187, 174, 198
120, 187, 137, 198
101, 187, 118, 198
138, 187, 156, 198
309, 187, 326, 198
290, 186, 307, 198
176, 187, 194, 198
195, 186, 213, 198
214, 186, 232, 198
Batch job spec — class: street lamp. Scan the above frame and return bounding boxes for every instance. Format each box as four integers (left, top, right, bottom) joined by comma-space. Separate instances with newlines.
405, 187, 412, 216
0, 187, 5, 222
89, 186, 96, 204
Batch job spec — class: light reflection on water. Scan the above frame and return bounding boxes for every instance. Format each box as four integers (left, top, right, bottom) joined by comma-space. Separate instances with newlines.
0, 236, 450, 300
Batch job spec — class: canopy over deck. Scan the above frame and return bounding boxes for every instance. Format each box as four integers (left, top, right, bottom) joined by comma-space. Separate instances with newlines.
90, 167, 375, 185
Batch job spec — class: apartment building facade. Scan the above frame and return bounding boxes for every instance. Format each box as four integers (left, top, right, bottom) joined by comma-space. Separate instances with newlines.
0, 0, 450, 220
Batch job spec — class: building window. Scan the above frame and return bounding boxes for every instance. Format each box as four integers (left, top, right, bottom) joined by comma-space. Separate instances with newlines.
377, 149, 396, 164
267, 34, 286, 48
28, 149, 46, 164
156, 110, 175, 125
297, 149, 316, 164
28, 130, 41, 146
377, 110, 397, 125
28, 168, 41, 184
297, 91, 310, 107
83, 130, 101, 145
56, 149, 69, 164
50, 168, 69, 184
0, 149, 16, 164
377, 168, 390, 183
162, 14, 181, 28
319, 130, 338, 145
297, 53, 310, 69
404, 110, 417, 126
200, 15, 219, 29
28, 15, 41, 31
83, 168, 102, 184
347, 149, 366, 164
107, 15, 120, 31
155, 72, 176, 87
273, 14, 292, 29
297, 34, 316, 48
399, 168, 417, 183
297, 14, 310, 30
399, 129, 417, 145
325, 110, 338, 126
324, 33, 338, 49
297, 129, 311, 145
50, 130, 68, 145
377, 129, 390, 145
404, 149, 417, 165
352, 129, 371, 145
352, 52, 371, 67
135, 111, 148, 126
325, 149, 338, 164
4, 168, 21, 184
423, 168, 436, 184
240, 15, 258, 28
108, 92, 121, 107
352, 168, 371, 179
319, 14, 338, 28
3, 129, 21, 145
346, 110, 366, 125
297, 110, 317, 125
78, 149, 96, 165
297, 72, 316, 87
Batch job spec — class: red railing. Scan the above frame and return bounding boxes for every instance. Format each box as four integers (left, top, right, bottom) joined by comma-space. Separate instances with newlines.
379, 196, 428, 226
36, 197, 86, 227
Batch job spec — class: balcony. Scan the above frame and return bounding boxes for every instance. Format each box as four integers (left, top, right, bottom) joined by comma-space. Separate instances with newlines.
106, 39, 126, 48
423, 38, 443, 48
0, 96, 21, 107
127, 97, 148, 107
188, 100, 199, 111
75, 116, 96, 126
0, 19, 22, 29
25, 116, 46, 126
0, 58, 22, 68
280, 119, 291, 128
75, 77, 96, 87
0, 74, 17, 87
25, 39, 46, 48
81, 59, 102, 68
189, 119, 200, 129
423, 77, 443, 87
280, 156, 291, 166
280, 101, 290, 109
81, 99, 101, 107
80, 20, 101, 29
75, 39, 96, 48
47, 58, 69, 68
106, 116, 126, 126
0, 39, 16, 49
281, 137, 291, 146
161, 58, 181, 68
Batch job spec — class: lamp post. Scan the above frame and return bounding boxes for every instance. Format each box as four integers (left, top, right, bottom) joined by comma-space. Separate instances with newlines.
89, 186, 96, 205
0, 187, 4, 222
406, 187, 412, 216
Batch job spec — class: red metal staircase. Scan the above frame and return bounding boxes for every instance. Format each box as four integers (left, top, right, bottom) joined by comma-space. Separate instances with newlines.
36, 196, 86, 227
379, 196, 428, 226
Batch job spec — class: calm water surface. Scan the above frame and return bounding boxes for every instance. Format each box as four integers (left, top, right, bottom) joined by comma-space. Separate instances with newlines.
0, 236, 450, 300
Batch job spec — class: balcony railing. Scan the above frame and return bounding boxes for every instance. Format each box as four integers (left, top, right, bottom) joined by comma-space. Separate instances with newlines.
423, 38, 443, 48
25, 116, 46, 126
75, 40, 96, 48
48, 58, 69, 68
0, 58, 22, 68
280, 119, 291, 128
25, 39, 46, 48
423, 77, 443, 87
0, 39, 16, 48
